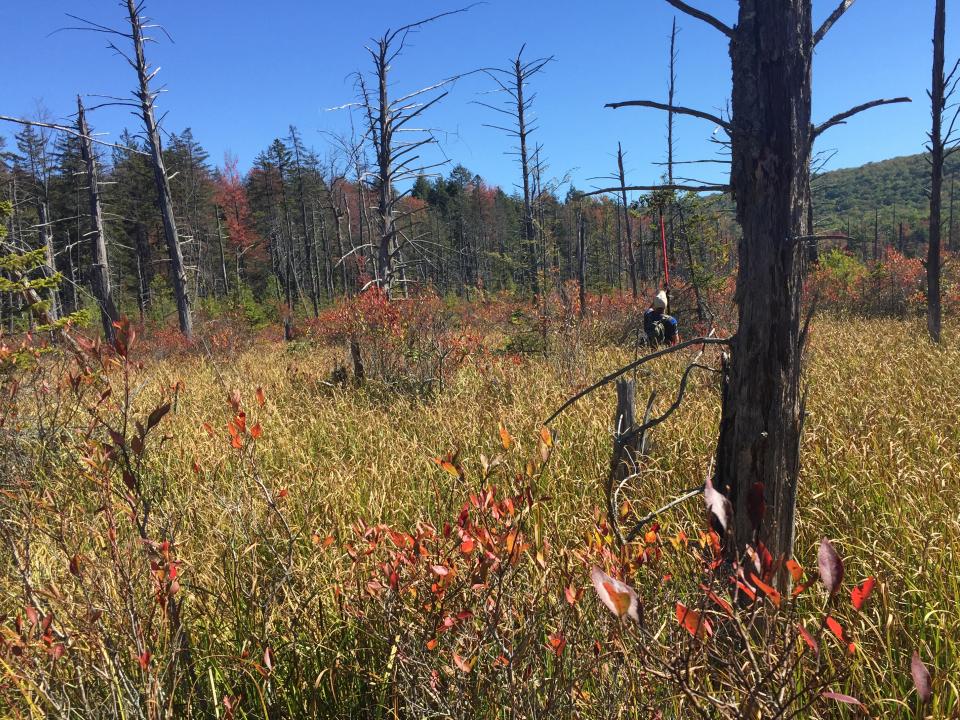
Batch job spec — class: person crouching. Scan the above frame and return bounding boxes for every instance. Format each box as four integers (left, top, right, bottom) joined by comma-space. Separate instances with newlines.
643, 290, 678, 347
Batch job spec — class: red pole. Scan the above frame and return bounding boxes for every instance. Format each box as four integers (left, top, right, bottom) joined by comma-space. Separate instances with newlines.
659, 209, 670, 288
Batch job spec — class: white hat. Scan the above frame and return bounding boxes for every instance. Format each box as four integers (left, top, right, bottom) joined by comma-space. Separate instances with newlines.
653, 290, 668, 311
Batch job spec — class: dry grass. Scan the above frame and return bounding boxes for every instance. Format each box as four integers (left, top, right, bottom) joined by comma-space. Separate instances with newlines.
1, 316, 958, 717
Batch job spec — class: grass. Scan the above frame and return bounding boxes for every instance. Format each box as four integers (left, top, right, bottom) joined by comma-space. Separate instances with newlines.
1, 314, 958, 717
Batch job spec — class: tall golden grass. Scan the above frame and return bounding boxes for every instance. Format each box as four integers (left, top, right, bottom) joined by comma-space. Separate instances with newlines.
0, 316, 956, 717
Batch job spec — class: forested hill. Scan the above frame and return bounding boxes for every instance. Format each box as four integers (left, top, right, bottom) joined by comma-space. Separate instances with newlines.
813, 152, 960, 226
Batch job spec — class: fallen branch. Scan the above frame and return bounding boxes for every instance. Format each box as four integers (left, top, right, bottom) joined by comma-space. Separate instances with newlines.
543, 336, 730, 426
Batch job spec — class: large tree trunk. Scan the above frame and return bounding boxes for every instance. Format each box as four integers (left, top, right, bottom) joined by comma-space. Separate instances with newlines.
715, 0, 812, 589
77, 97, 119, 343
126, 0, 192, 337
927, 0, 946, 344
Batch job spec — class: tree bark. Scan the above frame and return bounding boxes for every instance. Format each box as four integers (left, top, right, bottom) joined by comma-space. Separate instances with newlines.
714, 0, 813, 589
77, 97, 119, 343
927, 0, 946, 344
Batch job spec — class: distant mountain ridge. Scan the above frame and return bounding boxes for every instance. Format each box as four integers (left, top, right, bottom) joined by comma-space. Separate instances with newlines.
813, 152, 960, 228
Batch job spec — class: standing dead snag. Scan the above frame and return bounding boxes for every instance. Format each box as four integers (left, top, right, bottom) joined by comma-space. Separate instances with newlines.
77, 97, 119, 343
479, 47, 553, 296
605, 0, 910, 589
926, 0, 960, 344
351, 8, 472, 296
123, 0, 192, 337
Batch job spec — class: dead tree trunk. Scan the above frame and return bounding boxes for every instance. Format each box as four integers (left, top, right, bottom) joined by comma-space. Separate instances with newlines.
927, 0, 950, 344
606, 0, 904, 588
77, 97, 119, 343
214, 207, 230, 296
618, 143, 640, 297
125, 0, 192, 337
713, 2, 814, 585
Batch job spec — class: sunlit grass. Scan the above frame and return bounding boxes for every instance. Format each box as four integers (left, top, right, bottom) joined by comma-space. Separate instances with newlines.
2, 316, 957, 716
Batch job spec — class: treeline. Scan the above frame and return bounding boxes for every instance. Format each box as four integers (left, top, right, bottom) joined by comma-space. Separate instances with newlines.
0, 123, 739, 333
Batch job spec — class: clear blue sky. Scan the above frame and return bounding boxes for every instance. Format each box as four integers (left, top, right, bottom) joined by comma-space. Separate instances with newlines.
5, 1, 956, 195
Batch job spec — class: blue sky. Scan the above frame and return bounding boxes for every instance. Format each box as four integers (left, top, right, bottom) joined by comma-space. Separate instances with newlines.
5, 1, 956, 195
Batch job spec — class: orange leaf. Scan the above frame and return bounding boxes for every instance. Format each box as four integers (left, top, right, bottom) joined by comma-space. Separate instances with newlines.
426, 638, 438, 651
750, 573, 782, 608
460, 538, 475, 554
786, 558, 804, 583
539, 426, 553, 447
498, 422, 512, 450
850, 576, 876, 611
230, 434, 244, 450
676, 602, 712, 640
589, 567, 640, 623
564, 584, 581, 606
256, 386, 265, 407
546, 632, 566, 657
250, 423, 263, 440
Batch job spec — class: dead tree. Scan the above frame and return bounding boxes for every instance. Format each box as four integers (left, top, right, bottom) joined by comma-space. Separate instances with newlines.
123, 1, 192, 336
77, 97, 119, 342
479, 46, 553, 296
62, 2, 195, 335
603, 0, 910, 589
351, 9, 470, 296
617, 143, 641, 296
926, 0, 960, 344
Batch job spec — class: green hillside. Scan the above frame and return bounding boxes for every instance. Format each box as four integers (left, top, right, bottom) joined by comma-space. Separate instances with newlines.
813, 152, 960, 232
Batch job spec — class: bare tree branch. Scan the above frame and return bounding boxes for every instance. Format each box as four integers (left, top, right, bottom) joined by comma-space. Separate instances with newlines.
583, 183, 729, 197
606, 99, 731, 131
814, 0, 856, 45
663, 0, 733, 38
0, 115, 149, 156
813, 97, 911, 137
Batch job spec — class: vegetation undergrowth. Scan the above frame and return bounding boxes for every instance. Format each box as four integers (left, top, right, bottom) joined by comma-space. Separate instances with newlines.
0, 306, 957, 718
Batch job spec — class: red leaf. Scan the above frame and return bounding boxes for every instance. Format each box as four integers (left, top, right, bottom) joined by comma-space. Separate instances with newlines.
676, 602, 712, 640
797, 623, 820, 656
564, 584, 581, 606
590, 567, 641, 623
250, 423, 263, 440
747, 481, 765, 530
911, 650, 932, 704
818, 538, 844, 596
822, 691, 866, 712
431, 564, 450, 577
255, 386, 266, 407
699, 583, 733, 617
750, 573, 782, 608
137, 651, 151, 670
850, 577, 875, 611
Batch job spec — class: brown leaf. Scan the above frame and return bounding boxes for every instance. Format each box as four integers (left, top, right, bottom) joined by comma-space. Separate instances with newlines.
911, 650, 932, 704
818, 537, 844, 596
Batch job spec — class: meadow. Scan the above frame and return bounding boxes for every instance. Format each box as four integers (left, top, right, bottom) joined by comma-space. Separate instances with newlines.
1, 298, 958, 718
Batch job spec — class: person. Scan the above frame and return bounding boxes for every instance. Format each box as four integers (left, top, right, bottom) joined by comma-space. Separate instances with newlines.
643, 290, 678, 347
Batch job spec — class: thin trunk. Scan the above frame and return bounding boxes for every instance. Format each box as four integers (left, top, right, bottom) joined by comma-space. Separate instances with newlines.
618, 143, 639, 297
215, 207, 229, 296
126, 0, 192, 337
516, 57, 538, 296
77, 97, 119, 343
928, 0, 946, 343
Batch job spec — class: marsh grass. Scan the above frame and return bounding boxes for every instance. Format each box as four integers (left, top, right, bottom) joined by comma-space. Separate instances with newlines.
1, 316, 957, 717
